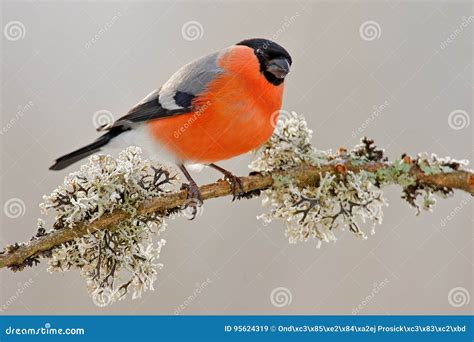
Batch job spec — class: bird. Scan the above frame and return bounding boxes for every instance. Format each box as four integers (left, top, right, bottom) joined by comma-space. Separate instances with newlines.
50, 38, 292, 216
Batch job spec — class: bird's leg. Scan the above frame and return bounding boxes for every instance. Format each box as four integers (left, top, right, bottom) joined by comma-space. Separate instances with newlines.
208, 163, 245, 201
178, 164, 203, 219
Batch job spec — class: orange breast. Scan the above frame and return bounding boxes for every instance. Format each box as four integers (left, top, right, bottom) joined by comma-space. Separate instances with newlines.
148, 46, 284, 163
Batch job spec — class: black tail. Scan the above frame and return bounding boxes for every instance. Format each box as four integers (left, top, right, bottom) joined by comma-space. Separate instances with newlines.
49, 127, 129, 171
49, 133, 111, 170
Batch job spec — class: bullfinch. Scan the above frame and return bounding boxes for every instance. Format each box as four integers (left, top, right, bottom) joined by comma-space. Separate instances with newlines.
50, 38, 292, 214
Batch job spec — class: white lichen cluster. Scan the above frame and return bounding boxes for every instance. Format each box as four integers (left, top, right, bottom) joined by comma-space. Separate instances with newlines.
250, 111, 314, 172
416, 152, 469, 175
40, 147, 178, 306
252, 112, 387, 246
259, 172, 386, 246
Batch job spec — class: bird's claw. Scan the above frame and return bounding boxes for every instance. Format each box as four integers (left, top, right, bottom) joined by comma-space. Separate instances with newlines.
221, 172, 245, 201
181, 181, 203, 220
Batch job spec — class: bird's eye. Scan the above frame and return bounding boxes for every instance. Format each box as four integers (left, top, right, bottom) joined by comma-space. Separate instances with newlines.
255, 49, 264, 57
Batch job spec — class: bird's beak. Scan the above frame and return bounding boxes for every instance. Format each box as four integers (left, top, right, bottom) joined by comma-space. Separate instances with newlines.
266, 57, 290, 79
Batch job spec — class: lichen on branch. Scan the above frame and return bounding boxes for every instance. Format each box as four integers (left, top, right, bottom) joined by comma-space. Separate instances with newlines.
250, 112, 469, 246
252, 114, 387, 245
40, 148, 178, 305
0, 112, 472, 307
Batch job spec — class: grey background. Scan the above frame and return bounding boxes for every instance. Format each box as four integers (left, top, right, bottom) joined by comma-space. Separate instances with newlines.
0, 0, 472, 315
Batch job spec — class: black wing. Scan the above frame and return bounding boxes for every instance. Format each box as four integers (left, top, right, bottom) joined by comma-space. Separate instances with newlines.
97, 89, 193, 131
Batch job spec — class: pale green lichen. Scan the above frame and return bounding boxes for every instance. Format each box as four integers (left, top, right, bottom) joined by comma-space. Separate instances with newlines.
252, 113, 387, 246
374, 159, 415, 188
251, 112, 464, 245
416, 152, 468, 175
397, 153, 466, 214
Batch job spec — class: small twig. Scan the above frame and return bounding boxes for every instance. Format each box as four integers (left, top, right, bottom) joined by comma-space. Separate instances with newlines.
0, 162, 472, 270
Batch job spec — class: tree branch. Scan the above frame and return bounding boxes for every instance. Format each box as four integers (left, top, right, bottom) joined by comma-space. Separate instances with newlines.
1, 161, 472, 270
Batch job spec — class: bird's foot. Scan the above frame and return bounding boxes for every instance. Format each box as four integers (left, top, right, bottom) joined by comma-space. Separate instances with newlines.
181, 181, 203, 220
221, 171, 245, 201
208, 163, 245, 201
